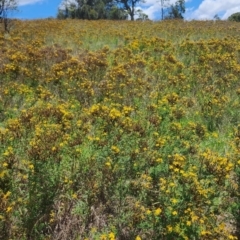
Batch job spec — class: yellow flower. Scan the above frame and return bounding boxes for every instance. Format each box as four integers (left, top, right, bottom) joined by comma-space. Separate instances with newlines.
200, 230, 211, 236
29, 164, 34, 170
3, 191, 11, 199
49, 218, 54, 223
90, 227, 97, 233
100, 234, 107, 240
72, 193, 77, 199
105, 162, 111, 167
172, 211, 178, 216
191, 215, 199, 222
109, 108, 121, 120
135, 236, 141, 240
6, 206, 12, 213
228, 235, 237, 240
111, 146, 120, 153
186, 221, 191, 226
199, 218, 204, 224
171, 198, 178, 204
156, 158, 163, 163
169, 182, 176, 187
2, 162, 8, 167
167, 225, 173, 232
154, 208, 162, 216
108, 232, 115, 240
146, 209, 151, 215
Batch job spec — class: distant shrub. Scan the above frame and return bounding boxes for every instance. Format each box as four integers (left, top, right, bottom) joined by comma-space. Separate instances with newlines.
228, 12, 240, 22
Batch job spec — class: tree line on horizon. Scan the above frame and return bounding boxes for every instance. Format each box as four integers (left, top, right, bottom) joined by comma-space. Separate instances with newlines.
0, 0, 240, 32
56, 0, 186, 21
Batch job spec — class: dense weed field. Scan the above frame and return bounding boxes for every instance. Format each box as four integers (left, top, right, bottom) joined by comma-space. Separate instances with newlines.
0, 19, 240, 240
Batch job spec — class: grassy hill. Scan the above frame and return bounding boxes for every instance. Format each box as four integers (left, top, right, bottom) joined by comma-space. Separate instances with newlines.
0, 19, 240, 239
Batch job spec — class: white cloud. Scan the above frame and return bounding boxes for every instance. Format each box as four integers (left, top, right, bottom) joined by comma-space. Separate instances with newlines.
139, 0, 172, 20
187, 0, 240, 20
59, 0, 79, 10
18, 0, 45, 6
222, 6, 240, 19
139, 0, 191, 20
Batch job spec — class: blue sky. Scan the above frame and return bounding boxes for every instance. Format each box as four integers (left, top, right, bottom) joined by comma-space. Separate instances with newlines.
13, 0, 240, 20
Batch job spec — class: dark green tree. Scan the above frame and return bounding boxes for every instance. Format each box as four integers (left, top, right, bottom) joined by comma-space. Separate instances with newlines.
213, 14, 220, 20
136, 9, 148, 21
57, 0, 127, 20
228, 12, 240, 22
165, 0, 185, 19
116, 0, 145, 21
108, 6, 128, 20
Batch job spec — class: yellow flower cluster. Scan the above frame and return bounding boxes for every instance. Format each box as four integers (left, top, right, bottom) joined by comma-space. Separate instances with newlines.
0, 19, 239, 239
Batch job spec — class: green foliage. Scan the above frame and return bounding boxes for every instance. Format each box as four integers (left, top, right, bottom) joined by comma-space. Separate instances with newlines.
116, 0, 145, 21
136, 9, 149, 21
108, 6, 128, 20
228, 12, 240, 22
0, 19, 240, 239
165, 0, 185, 19
57, 0, 128, 20
58, 0, 148, 21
